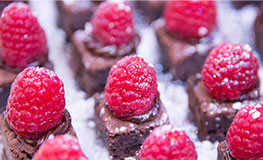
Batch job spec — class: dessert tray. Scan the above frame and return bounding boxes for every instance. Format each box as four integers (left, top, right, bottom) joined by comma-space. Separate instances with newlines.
0, 1, 262, 160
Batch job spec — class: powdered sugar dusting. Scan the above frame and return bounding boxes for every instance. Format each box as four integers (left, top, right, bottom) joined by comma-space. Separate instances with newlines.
0, 1, 260, 160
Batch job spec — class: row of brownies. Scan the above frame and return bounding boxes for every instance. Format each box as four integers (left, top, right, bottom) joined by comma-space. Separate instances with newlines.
56, 0, 263, 159
0, 1, 262, 160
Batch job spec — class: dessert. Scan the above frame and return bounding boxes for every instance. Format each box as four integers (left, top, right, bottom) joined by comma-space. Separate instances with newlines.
140, 125, 197, 160
154, 0, 218, 80
217, 103, 263, 160
0, 67, 75, 160
255, 3, 263, 56
33, 135, 88, 160
71, 2, 140, 97
94, 56, 169, 159
56, 1, 101, 40
231, 1, 259, 9
187, 43, 260, 142
135, 1, 166, 23
0, 3, 53, 112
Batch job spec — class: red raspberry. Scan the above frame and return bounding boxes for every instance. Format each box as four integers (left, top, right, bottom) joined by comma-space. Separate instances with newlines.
33, 135, 88, 160
105, 55, 158, 118
91, 2, 134, 46
7, 67, 65, 139
202, 43, 259, 100
226, 104, 263, 159
164, 0, 217, 39
140, 125, 197, 160
0, 2, 48, 68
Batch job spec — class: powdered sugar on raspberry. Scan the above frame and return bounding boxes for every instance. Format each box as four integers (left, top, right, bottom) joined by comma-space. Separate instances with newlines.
0, 1, 259, 160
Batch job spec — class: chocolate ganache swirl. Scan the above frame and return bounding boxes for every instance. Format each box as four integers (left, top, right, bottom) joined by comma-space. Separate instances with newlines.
83, 23, 140, 58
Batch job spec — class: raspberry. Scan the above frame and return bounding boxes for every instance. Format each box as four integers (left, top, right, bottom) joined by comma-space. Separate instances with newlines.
7, 67, 65, 139
0, 2, 48, 68
226, 104, 263, 159
105, 55, 158, 118
164, 0, 216, 39
91, 2, 134, 46
33, 135, 88, 160
140, 125, 197, 160
202, 43, 259, 100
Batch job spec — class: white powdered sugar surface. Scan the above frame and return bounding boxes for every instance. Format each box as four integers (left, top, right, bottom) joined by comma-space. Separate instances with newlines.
0, 1, 261, 160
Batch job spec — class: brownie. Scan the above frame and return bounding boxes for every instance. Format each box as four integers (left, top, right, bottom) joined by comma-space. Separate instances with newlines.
154, 19, 217, 80
217, 141, 234, 160
231, 1, 260, 9
255, 4, 263, 56
135, 1, 165, 23
0, 56, 53, 113
0, 1, 28, 12
187, 73, 260, 142
56, 1, 100, 40
94, 93, 169, 159
70, 25, 140, 97
0, 109, 75, 160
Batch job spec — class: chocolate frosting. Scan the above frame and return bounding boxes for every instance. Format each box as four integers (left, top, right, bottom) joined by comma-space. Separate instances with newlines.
95, 93, 169, 135
83, 33, 140, 58
0, 54, 50, 74
121, 95, 161, 123
82, 23, 140, 58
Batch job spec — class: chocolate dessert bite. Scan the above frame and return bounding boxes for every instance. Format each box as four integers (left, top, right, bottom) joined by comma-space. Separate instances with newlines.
217, 104, 263, 160
231, 0, 260, 9
94, 56, 169, 159
71, 2, 140, 97
187, 43, 261, 142
0, 3, 53, 112
255, 3, 263, 57
0, 67, 76, 160
135, 1, 166, 23
0, 0, 27, 12
56, 1, 101, 40
154, 0, 219, 80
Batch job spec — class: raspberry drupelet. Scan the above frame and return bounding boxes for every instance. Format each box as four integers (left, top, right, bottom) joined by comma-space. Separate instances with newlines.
187, 43, 261, 142
0, 67, 75, 160
140, 125, 197, 160
218, 103, 263, 159
94, 55, 169, 159
33, 135, 88, 160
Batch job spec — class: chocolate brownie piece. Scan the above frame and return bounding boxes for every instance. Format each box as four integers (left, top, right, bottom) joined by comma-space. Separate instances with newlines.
231, 1, 259, 9
255, 4, 263, 56
0, 56, 53, 113
70, 27, 139, 97
187, 74, 260, 142
0, 1, 28, 12
135, 1, 165, 23
0, 109, 76, 160
56, 1, 100, 40
154, 19, 216, 80
217, 141, 234, 160
94, 93, 169, 159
